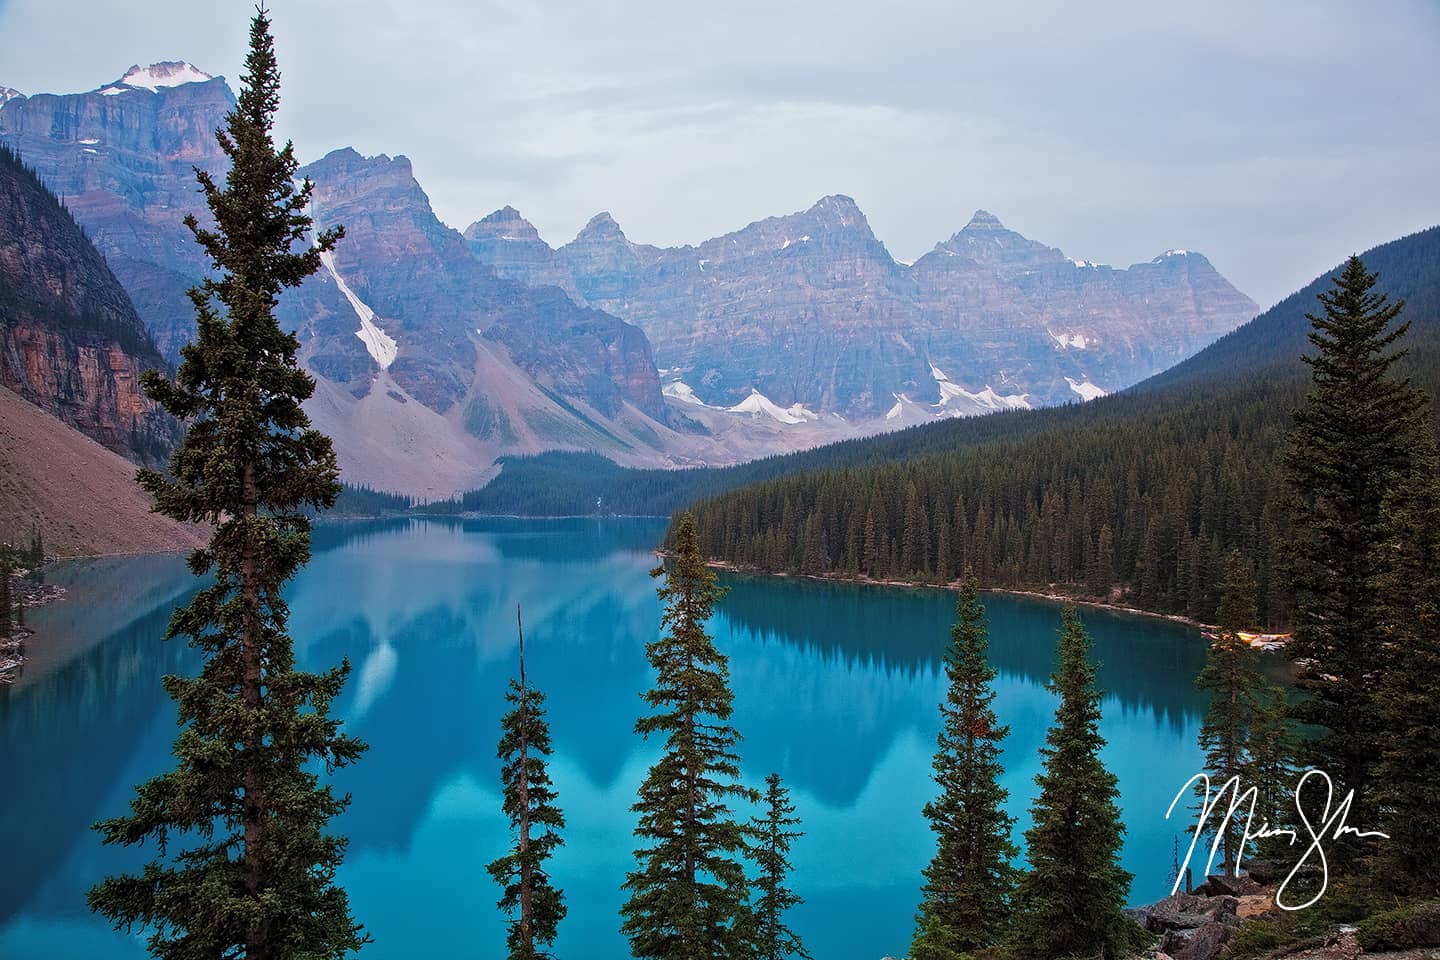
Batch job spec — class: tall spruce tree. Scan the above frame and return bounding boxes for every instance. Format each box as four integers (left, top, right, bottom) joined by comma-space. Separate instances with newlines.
1373, 433, 1440, 897
621, 513, 755, 959
488, 607, 567, 958
1283, 255, 1427, 822
1012, 607, 1138, 960
912, 570, 1016, 959
1193, 550, 1264, 876
87, 10, 367, 959
748, 773, 809, 960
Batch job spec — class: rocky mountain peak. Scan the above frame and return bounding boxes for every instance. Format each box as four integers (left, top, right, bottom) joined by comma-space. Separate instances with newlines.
305, 149, 423, 209
807, 193, 866, 227
937, 209, 1066, 268
1151, 248, 1206, 265
110, 61, 214, 92
962, 209, 1003, 230
575, 211, 627, 243
0, 87, 23, 109
465, 205, 543, 244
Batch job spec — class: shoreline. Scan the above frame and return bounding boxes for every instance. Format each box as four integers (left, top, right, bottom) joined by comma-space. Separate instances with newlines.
1, 566, 65, 683
683, 554, 1222, 631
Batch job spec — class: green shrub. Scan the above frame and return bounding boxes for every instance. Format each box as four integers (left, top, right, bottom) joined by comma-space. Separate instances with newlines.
1356, 901, 1440, 951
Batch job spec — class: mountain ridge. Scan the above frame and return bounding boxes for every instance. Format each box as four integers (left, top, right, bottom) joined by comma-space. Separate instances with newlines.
465, 196, 1258, 415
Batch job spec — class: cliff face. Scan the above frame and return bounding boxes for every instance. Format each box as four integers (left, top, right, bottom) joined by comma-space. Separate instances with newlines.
0, 64, 234, 362
295, 148, 666, 422
467, 201, 1259, 415
0, 145, 174, 461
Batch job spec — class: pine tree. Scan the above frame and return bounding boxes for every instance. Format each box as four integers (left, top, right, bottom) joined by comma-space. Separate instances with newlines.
621, 513, 755, 960
1245, 685, 1296, 852
1012, 607, 1138, 960
1283, 256, 1427, 820
1193, 550, 1264, 876
1372, 433, 1440, 897
912, 570, 1016, 959
748, 773, 809, 960
88, 10, 366, 959
488, 607, 567, 959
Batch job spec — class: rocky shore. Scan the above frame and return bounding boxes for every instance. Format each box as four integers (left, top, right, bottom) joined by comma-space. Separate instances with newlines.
1, 564, 66, 683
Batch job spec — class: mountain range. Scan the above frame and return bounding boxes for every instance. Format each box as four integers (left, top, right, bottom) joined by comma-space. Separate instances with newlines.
1, 63, 1258, 497
466, 200, 1257, 416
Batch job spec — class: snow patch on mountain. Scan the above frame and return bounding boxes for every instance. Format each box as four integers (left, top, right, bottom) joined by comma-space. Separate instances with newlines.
1049, 330, 1092, 349
886, 396, 905, 420
0, 86, 24, 109
727, 389, 818, 424
662, 380, 716, 407
320, 252, 398, 369
929, 363, 1030, 412
116, 62, 213, 91
1065, 377, 1107, 401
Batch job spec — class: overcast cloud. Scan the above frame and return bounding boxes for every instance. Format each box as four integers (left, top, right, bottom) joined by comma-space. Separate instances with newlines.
2, 0, 1437, 306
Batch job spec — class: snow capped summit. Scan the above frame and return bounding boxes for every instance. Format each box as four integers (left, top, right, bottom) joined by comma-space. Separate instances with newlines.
113, 62, 213, 92
0, 86, 24, 109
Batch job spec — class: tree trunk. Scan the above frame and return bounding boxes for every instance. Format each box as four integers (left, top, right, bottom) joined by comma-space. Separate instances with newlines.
241, 461, 268, 959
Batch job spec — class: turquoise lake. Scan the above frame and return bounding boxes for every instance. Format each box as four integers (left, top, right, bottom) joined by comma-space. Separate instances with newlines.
0, 517, 1212, 960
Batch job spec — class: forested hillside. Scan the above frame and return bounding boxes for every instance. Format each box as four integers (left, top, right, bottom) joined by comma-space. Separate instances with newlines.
672, 228, 1440, 627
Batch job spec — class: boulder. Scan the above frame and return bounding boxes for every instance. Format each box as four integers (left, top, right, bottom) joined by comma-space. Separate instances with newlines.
1245, 859, 1290, 885
1236, 892, 1275, 919
1199, 873, 1263, 897
1161, 921, 1233, 960
1136, 893, 1239, 933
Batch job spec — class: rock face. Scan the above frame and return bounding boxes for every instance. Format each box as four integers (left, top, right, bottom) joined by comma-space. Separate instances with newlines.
0, 62, 234, 361
0, 70, 694, 495
293, 147, 666, 422
269, 148, 681, 494
467, 200, 1259, 416
0, 144, 175, 460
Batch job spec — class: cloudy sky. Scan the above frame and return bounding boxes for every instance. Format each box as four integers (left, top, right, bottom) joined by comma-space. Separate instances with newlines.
2, 0, 1437, 307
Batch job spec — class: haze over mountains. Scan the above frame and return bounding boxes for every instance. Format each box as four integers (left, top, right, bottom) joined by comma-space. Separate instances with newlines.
1, 63, 1259, 497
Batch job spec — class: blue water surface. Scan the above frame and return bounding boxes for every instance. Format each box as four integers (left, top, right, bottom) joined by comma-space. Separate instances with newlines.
0, 517, 1209, 959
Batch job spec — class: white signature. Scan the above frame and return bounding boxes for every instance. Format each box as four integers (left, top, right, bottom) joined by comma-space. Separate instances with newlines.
1165, 769, 1389, 910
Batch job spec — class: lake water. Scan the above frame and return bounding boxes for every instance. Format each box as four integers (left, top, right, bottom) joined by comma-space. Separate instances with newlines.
0, 517, 1211, 960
